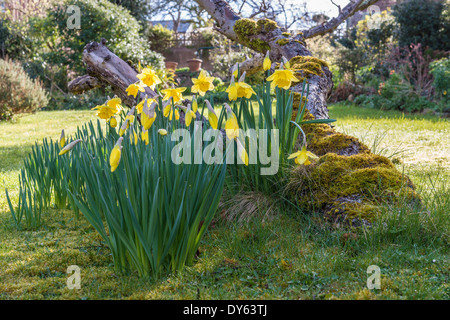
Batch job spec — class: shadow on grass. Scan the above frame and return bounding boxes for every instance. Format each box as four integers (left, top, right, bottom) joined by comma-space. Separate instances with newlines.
0, 145, 33, 172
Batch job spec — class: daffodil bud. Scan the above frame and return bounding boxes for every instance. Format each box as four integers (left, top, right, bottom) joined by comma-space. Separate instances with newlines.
231, 63, 239, 78
192, 96, 198, 113
59, 129, 65, 148
58, 139, 82, 156
110, 137, 123, 172
263, 51, 271, 71
119, 119, 129, 136
282, 56, 290, 69
110, 117, 117, 128
205, 100, 218, 130
158, 129, 168, 136
236, 138, 248, 166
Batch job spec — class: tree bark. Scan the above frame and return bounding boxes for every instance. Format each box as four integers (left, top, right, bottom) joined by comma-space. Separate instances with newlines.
68, 38, 157, 107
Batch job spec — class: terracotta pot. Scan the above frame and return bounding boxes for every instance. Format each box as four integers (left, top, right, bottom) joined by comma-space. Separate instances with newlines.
187, 59, 203, 72
165, 61, 178, 71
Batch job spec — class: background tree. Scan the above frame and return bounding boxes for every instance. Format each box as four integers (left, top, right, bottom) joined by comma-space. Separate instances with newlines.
393, 0, 450, 52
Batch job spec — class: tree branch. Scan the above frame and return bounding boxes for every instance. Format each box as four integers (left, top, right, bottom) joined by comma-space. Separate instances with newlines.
302, 0, 379, 39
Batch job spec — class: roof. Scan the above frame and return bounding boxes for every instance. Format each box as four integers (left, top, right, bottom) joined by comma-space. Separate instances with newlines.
149, 20, 193, 33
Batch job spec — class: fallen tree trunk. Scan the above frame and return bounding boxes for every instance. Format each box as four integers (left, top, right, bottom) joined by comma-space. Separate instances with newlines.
68, 38, 157, 107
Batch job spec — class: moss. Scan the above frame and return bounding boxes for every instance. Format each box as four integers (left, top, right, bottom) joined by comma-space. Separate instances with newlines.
233, 18, 278, 52
294, 39, 306, 46
286, 152, 419, 223
282, 32, 292, 37
290, 56, 329, 68
276, 38, 290, 46
288, 55, 329, 80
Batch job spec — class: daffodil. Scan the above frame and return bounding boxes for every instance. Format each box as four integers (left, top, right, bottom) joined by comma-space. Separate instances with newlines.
236, 138, 248, 166
158, 129, 168, 136
282, 56, 291, 69
136, 68, 162, 90
192, 96, 198, 113
225, 80, 238, 101
226, 73, 256, 101
119, 119, 129, 136
106, 97, 123, 114
125, 106, 135, 124
109, 117, 118, 128
92, 104, 116, 120
185, 104, 196, 126
163, 104, 180, 120
126, 82, 145, 98
231, 63, 239, 78
205, 100, 218, 130
110, 137, 123, 172
141, 129, 149, 145
161, 87, 186, 103
266, 66, 299, 90
136, 98, 156, 114
191, 70, 215, 96
263, 51, 271, 71
58, 139, 82, 156
224, 103, 239, 140
288, 146, 319, 165
59, 130, 65, 148
141, 100, 157, 130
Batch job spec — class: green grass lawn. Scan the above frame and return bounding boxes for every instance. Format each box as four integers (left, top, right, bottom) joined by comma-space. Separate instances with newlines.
0, 105, 448, 300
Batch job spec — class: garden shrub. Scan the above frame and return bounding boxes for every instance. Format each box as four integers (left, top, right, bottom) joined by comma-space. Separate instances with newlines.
430, 57, 450, 99
0, 58, 48, 120
146, 23, 174, 54
25, 0, 164, 103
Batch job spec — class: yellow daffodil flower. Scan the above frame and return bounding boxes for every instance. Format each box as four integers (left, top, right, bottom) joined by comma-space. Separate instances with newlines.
236, 138, 248, 166
226, 73, 256, 100
185, 104, 196, 126
136, 68, 161, 90
225, 81, 238, 101
231, 63, 239, 78
205, 100, 218, 130
266, 68, 299, 90
110, 137, 123, 172
161, 87, 186, 103
106, 97, 123, 114
158, 129, 168, 136
191, 70, 215, 96
263, 51, 271, 71
126, 82, 145, 98
58, 139, 82, 156
236, 81, 256, 99
92, 104, 116, 120
288, 146, 319, 165
59, 130, 65, 148
224, 103, 239, 140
